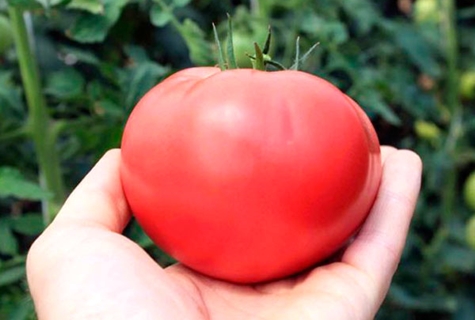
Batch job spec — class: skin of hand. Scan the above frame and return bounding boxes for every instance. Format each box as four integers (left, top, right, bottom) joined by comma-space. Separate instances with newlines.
26, 146, 422, 320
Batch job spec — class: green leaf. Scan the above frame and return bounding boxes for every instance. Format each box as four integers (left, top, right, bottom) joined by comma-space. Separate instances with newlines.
10, 213, 44, 236
34, 0, 66, 8
150, 4, 173, 27
66, 0, 104, 14
121, 61, 169, 109
440, 243, 475, 273
388, 284, 457, 312
123, 45, 151, 64
384, 21, 441, 77
0, 167, 52, 200
178, 19, 213, 66
6, 0, 42, 9
68, 0, 128, 43
355, 91, 401, 126
9, 297, 35, 320
339, 0, 380, 35
300, 13, 348, 45
0, 264, 26, 287
171, 0, 190, 7
59, 45, 101, 65
95, 99, 124, 119
45, 68, 85, 99
0, 71, 25, 119
0, 219, 18, 256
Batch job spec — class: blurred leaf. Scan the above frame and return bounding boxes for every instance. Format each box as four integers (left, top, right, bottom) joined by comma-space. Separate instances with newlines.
0, 219, 18, 256
0, 264, 25, 287
0, 72, 25, 119
150, 4, 173, 27
178, 19, 213, 66
0, 167, 51, 200
59, 46, 101, 65
172, 0, 190, 7
45, 68, 85, 99
388, 284, 457, 312
384, 21, 441, 77
454, 294, 475, 320
439, 243, 475, 273
126, 220, 154, 248
5, 0, 41, 9
8, 297, 35, 320
66, 0, 104, 14
339, 0, 380, 35
67, 0, 128, 43
86, 80, 104, 100
300, 12, 348, 45
10, 213, 44, 236
124, 45, 151, 64
121, 61, 169, 109
34, 0, 66, 8
354, 90, 401, 125
94, 99, 124, 119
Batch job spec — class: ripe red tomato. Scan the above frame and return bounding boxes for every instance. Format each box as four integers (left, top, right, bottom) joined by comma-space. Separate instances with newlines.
120, 67, 382, 283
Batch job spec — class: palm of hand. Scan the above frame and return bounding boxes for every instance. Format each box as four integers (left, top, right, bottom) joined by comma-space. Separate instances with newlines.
27, 147, 421, 320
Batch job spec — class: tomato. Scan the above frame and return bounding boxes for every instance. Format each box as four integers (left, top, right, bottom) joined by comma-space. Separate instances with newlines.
120, 67, 382, 283
464, 172, 475, 211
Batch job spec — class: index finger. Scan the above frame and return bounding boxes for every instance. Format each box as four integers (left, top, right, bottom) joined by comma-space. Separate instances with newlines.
54, 149, 131, 233
342, 149, 422, 292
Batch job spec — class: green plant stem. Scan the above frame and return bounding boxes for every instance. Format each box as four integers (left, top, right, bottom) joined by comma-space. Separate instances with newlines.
8, 6, 65, 224
421, 0, 462, 276
440, 0, 462, 222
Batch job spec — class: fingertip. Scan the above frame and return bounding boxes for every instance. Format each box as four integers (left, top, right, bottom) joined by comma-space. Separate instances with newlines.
392, 149, 423, 170
55, 148, 131, 232
380, 146, 397, 164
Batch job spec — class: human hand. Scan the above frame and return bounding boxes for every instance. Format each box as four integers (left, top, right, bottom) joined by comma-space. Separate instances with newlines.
27, 146, 422, 320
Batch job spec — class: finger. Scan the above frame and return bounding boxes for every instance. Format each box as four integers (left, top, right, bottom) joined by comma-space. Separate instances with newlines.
342, 149, 422, 294
380, 146, 397, 164
54, 148, 131, 232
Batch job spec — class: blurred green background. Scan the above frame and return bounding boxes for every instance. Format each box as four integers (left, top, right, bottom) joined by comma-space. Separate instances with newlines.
1, 0, 475, 319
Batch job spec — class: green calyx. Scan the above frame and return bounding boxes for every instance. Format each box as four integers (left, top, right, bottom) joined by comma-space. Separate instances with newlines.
213, 15, 319, 71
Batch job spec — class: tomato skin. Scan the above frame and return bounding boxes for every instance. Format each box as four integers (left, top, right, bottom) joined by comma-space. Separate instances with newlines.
121, 67, 382, 283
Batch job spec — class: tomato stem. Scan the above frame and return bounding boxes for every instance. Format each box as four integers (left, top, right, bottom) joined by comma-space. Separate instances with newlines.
226, 14, 238, 69
253, 42, 266, 70
212, 23, 226, 71
213, 16, 318, 71
290, 41, 320, 71
262, 26, 272, 55
293, 37, 301, 70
